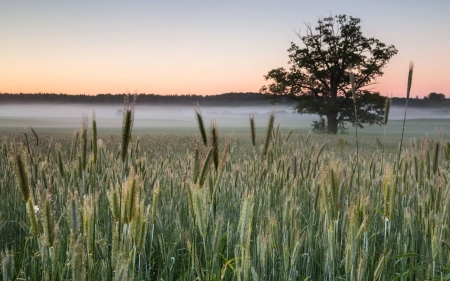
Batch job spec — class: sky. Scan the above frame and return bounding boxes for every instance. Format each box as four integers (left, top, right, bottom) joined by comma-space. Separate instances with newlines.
1, 0, 449, 97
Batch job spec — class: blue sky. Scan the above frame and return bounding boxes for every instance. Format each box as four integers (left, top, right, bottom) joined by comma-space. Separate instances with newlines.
1, 0, 449, 97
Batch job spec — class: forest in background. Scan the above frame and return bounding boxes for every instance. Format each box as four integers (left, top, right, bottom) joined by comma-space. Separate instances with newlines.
0, 92, 270, 106
0, 92, 448, 107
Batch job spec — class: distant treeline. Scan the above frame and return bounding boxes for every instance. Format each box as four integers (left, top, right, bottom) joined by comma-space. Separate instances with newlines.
0, 92, 277, 106
391, 92, 448, 107
0, 92, 448, 107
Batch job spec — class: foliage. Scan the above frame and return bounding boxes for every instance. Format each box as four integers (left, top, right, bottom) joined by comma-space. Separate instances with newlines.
261, 14, 398, 134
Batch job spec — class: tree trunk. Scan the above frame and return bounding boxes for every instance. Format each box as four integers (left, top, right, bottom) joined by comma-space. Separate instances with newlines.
326, 114, 338, 134
327, 85, 339, 134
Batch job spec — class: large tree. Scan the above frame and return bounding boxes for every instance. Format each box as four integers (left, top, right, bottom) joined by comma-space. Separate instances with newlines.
261, 15, 398, 134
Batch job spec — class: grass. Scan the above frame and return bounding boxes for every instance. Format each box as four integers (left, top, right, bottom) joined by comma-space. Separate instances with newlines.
1, 119, 450, 280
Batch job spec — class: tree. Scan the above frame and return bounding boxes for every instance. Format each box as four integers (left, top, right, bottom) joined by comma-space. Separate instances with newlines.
260, 15, 398, 134
427, 92, 445, 101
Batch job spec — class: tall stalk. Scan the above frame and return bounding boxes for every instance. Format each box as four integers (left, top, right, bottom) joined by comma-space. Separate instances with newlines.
350, 70, 359, 185
119, 94, 137, 246
81, 114, 88, 171
121, 94, 136, 163
263, 111, 275, 156
396, 62, 414, 173
383, 97, 391, 142
92, 111, 98, 164
194, 105, 208, 147
381, 97, 391, 168
249, 114, 256, 146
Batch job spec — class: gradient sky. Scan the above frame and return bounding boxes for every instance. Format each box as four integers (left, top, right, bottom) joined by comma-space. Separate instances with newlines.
1, 0, 449, 97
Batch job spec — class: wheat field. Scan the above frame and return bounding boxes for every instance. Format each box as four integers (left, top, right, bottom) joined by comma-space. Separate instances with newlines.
1, 100, 450, 280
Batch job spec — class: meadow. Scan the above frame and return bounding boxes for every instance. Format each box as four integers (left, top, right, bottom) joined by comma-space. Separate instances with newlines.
1, 101, 450, 280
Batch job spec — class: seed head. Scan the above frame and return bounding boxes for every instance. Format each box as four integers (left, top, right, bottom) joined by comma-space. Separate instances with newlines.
407, 61, 414, 100
12, 152, 30, 203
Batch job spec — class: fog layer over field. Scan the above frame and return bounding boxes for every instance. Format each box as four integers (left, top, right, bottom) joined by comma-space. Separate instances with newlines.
0, 104, 313, 129
1, 104, 450, 131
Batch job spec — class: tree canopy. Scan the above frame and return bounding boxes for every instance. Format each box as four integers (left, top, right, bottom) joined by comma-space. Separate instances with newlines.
426, 92, 446, 101
261, 14, 398, 134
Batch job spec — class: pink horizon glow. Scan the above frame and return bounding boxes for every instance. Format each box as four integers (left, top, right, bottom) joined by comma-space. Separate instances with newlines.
1, 1, 449, 99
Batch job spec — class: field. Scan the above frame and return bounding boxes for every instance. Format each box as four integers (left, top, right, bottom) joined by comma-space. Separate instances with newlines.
1, 105, 450, 280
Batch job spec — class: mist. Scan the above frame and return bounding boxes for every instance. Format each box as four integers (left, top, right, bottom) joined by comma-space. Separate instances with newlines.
0, 104, 313, 130
1, 104, 450, 132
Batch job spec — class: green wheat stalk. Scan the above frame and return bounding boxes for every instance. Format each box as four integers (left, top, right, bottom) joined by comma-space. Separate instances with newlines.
81, 114, 88, 170
12, 151, 31, 203
195, 104, 208, 146
396, 61, 414, 173
249, 114, 256, 146
92, 110, 98, 164
263, 111, 275, 156
350, 70, 360, 186
381, 97, 391, 169
121, 94, 137, 163
211, 120, 219, 171
23, 130, 33, 163
30, 126, 38, 146
1, 247, 15, 281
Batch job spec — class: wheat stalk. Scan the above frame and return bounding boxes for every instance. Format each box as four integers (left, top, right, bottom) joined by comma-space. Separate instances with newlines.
12, 151, 30, 203
81, 114, 88, 170
211, 120, 219, 171
249, 114, 256, 146
349, 69, 360, 186
1, 247, 15, 281
195, 104, 208, 146
92, 110, 98, 164
263, 111, 275, 156
121, 94, 136, 163
397, 62, 414, 173
42, 192, 56, 247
